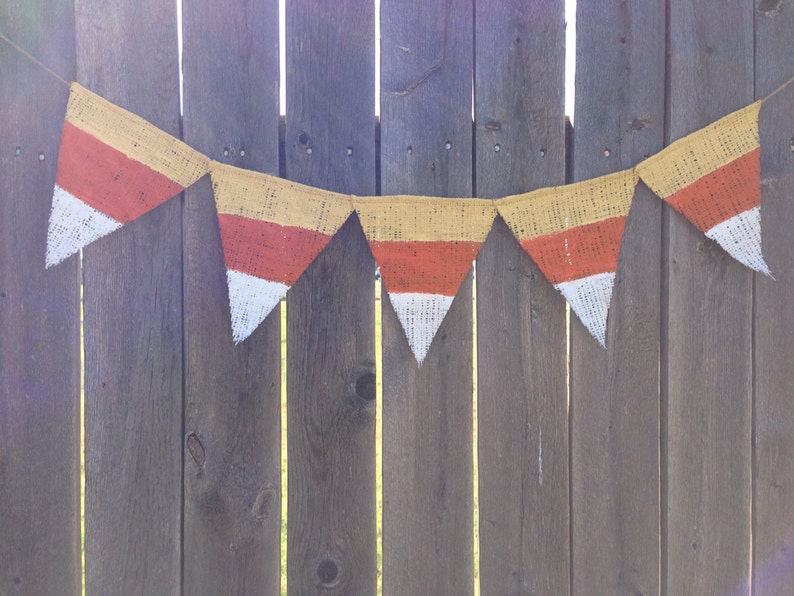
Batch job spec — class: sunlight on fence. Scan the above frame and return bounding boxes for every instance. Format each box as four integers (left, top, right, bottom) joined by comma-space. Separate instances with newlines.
472, 265, 480, 596
280, 300, 288, 594
79, 271, 85, 596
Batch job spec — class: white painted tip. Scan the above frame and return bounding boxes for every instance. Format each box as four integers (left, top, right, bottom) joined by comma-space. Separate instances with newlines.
705, 206, 772, 277
226, 269, 288, 343
388, 292, 455, 364
46, 185, 122, 267
555, 271, 617, 347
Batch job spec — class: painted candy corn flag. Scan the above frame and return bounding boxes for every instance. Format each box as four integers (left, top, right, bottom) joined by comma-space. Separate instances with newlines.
46, 83, 210, 267
636, 101, 770, 275
497, 170, 638, 346
211, 164, 354, 342
354, 196, 496, 364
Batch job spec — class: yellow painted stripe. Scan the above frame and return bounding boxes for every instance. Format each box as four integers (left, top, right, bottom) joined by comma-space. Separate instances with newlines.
354, 195, 496, 242
636, 101, 761, 199
211, 163, 354, 235
497, 169, 637, 240
65, 83, 210, 187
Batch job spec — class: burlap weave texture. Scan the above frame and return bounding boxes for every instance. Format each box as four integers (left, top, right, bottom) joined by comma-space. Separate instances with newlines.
65, 83, 210, 187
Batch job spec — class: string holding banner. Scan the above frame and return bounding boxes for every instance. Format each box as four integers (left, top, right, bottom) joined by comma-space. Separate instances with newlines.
44, 81, 783, 362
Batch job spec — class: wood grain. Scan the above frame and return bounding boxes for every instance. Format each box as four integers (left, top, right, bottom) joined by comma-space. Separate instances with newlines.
181, 1, 282, 593
380, 1, 474, 592
474, 2, 569, 594
570, 1, 665, 595
75, 0, 184, 592
753, 2, 794, 594
0, 3, 80, 593
284, 1, 377, 593
664, 1, 754, 593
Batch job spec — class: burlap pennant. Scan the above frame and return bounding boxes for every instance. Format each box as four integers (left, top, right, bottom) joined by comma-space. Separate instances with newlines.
354, 196, 496, 364
497, 170, 638, 346
46, 83, 210, 267
211, 164, 354, 342
636, 101, 770, 275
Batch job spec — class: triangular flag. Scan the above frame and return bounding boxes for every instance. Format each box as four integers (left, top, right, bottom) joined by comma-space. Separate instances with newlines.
636, 101, 770, 275
497, 170, 638, 346
354, 196, 496, 364
211, 164, 354, 342
47, 83, 210, 267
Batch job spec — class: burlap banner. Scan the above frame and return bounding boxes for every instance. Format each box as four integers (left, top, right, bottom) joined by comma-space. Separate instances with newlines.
46, 82, 776, 362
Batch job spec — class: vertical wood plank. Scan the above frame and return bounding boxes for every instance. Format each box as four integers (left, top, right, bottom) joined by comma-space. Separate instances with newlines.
74, 0, 184, 592
570, 1, 665, 594
665, 2, 754, 593
474, 2, 569, 594
0, 3, 80, 594
380, 1, 474, 593
753, 2, 794, 594
181, 1, 282, 593
284, 1, 377, 593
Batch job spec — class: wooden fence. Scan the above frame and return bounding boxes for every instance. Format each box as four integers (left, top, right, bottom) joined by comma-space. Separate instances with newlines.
2, 0, 794, 594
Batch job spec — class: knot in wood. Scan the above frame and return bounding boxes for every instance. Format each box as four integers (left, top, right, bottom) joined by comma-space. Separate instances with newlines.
316, 558, 341, 588
186, 433, 205, 467
355, 371, 377, 401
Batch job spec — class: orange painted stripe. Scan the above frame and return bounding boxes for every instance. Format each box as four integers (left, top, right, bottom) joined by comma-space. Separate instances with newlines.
218, 214, 332, 285
666, 147, 760, 232
520, 216, 626, 285
56, 121, 184, 223
368, 240, 481, 295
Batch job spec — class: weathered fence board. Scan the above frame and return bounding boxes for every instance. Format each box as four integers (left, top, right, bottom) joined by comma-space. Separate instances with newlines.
181, 0, 282, 593
570, 1, 664, 594
284, 1, 377, 593
753, 2, 794, 594
0, 2, 80, 594
665, 1, 754, 593
75, 0, 184, 592
474, 2, 569, 594
379, 1, 475, 593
